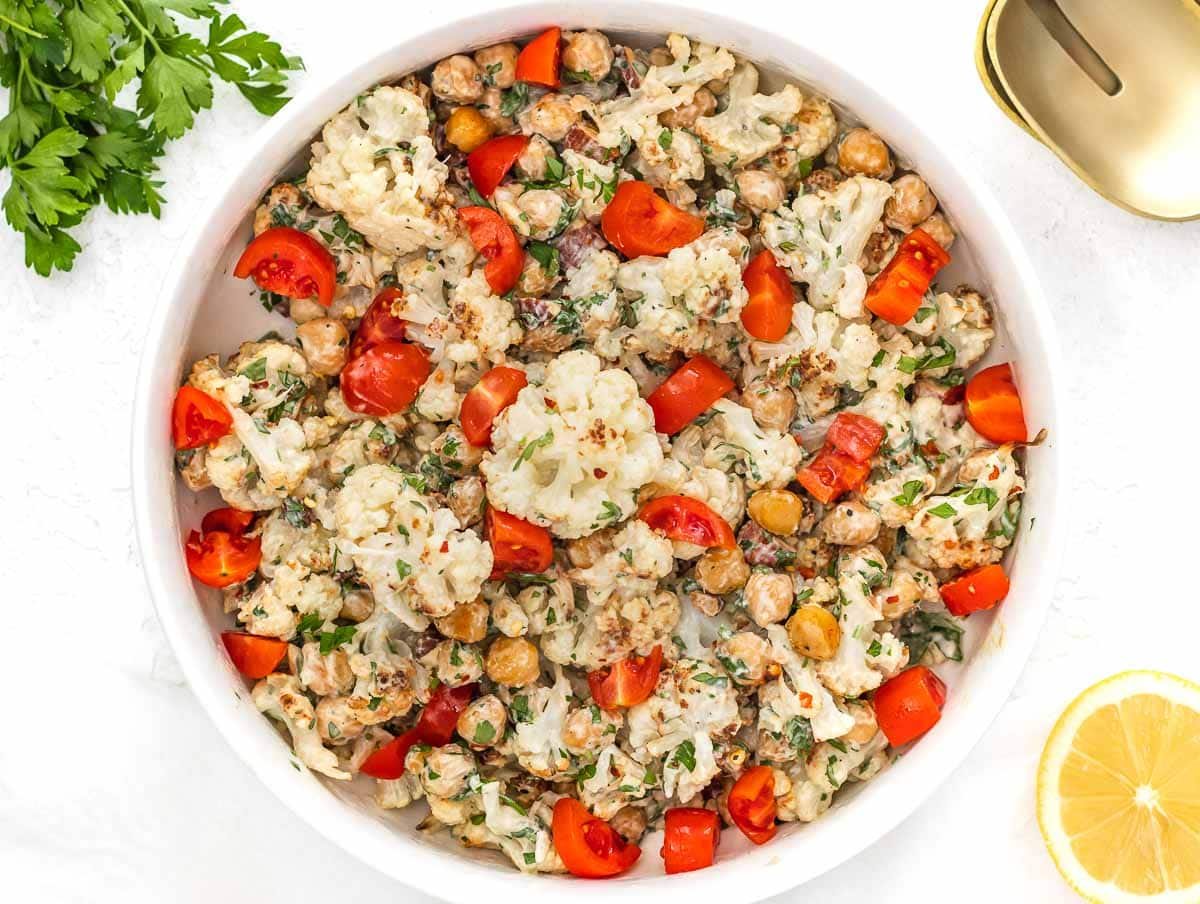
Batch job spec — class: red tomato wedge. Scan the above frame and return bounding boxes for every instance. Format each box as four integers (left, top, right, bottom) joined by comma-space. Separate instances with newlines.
639, 495, 736, 549
646, 356, 734, 435
467, 134, 531, 198
874, 666, 947, 747
825, 412, 886, 463
458, 206, 524, 295
728, 765, 777, 845
601, 180, 705, 259
340, 341, 430, 416
233, 226, 337, 307
515, 27, 562, 88
460, 367, 528, 447
796, 447, 871, 505
587, 645, 663, 711
964, 363, 1028, 443
172, 385, 232, 450
350, 287, 408, 359
741, 250, 794, 341
661, 807, 721, 874
863, 228, 950, 325
185, 529, 261, 588
201, 507, 255, 536
486, 508, 554, 579
552, 797, 642, 878
220, 632, 287, 679
359, 683, 478, 779
940, 564, 1010, 616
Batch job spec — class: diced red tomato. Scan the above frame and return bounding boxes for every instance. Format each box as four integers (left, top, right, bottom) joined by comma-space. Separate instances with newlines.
825, 412, 886, 463
359, 683, 477, 779
587, 645, 663, 711
728, 765, 777, 845
172, 385, 232, 450
552, 797, 642, 878
645, 356, 734, 435
796, 447, 871, 505
601, 180, 705, 259
940, 564, 1010, 615
350, 287, 408, 359
740, 250, 794, 341
220, 632, 287, 679
486, 507, 554, 579
460, 366, 528, 446
340, 340, 430, 416
233, 226, 337, 307
467, 134, 530, 197
515, 27, 562, 88
874, 666, 947, 747
661, 807, 721, 874
458, 206, 524, 295
359, 727, 421, 780
964, 363, 1028, 443
639, 495, 736, 549
201, 507, 255, 537
864, 228, 950, 325
185, 529, 261, 588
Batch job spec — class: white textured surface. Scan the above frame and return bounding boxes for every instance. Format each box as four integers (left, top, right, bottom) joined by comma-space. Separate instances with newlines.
1, 1, 1196, 901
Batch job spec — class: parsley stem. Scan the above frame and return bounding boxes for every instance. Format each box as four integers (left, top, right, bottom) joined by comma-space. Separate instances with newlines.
111, 0, 161, 52
0, 13, 46, 39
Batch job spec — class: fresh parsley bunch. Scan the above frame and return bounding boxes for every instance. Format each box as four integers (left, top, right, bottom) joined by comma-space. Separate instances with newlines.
0, 0, 301, 275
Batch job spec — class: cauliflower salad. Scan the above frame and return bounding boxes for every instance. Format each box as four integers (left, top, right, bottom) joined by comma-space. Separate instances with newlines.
171, 26, 1032, 879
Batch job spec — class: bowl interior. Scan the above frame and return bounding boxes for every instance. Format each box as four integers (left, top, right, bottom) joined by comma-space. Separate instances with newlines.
133, 4, 1064, 902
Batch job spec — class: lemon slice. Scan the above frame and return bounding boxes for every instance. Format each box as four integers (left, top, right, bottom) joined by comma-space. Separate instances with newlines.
1038, 670, 1200, 902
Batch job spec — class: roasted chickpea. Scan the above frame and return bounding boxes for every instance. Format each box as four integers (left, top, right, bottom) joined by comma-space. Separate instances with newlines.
836, 128, 893, 178
515, 135, 555, 181
485, 636, 541, 687
446, 476, 485, 528
786, 604, 841, 660
884, 174, 937, 232
457, 694, 507, 748
253, 182, 304, 235
563, 705, 621, 755
562, 30, 613, 82
716, 631, 771, 685
521, 93, 579, 142
435, 597, 489, 643
747, 489, 805, 536
859, 223, 899, 275
431, 54, 484, 103
296, 318, 349, 376
397, 73, 432, 108
432, 424, 484, 468
688, 590, 723, 617
339, 588, 374, 622
474, 42, 519, 89
742, 378, 797, 433
566, 527, 615, 568
916, 212, 956, 249
518, 189, 571, 240
293, 642, 354, 696
819, 500, 881, 546
647, 45, 674, 67
316, 696, 364, 744
745, 571, 794, 627
695, 546, 750, 595
876, 571, 924, 620
477, 87, 515, 133
435, 640, 484, 686
735, 169, 787, 213
803, 166, 843, 194
444, 106, 494, 153
290, 297, 327, 325
844, 700, 878, 745
610, 805, 648, 844
660, 87, 716, 129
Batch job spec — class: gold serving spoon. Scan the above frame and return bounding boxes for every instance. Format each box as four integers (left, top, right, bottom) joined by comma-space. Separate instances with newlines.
976, 0, 1200, 221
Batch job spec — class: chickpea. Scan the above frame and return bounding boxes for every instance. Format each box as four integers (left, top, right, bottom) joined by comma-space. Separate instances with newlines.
485, 636, 541, 687
562, 30, 613, 82
916, 212, 956, 249
884, 174, 938, 232
716, 631, 771, 685
446, 476, 485, 528
434, 640, 484, 686
517, 253, 560, 298
477, 87, 515, 133
296, 318, 349, 376
397, 73, 432, 109
819, 500, 882, 546
735, 169, 787, 213
836, 128, 893, 179
457, 694, 507, 748
316, 696, 365, 744
610, 805, 648, 844
431, 54, 484, 103
432, 424, 484, 468
474, 42, 519, 89
695, 547, 750, 595
786, 604, 841, 660
521, 93, 579, 142
844, 700, 878, 745
293, 642, 354, 696
435, 597, 489, 643
516, 134, 555, 181
859, 223, 898, 275
660, 87, 716, 129
290, 298, 327, 325
563, 705, 621, 755
803, 167, 843, 194
688, 590, 722, 617
647, 45, 674, 67
518, 188, 571, 240
876, 571, 924, 620
253, 182, 304, 235
747, 489, 805, 536
444, 106, 494, 153
339, 588, 374, 622
745, 571, 794, 627
742, 378, 796, 433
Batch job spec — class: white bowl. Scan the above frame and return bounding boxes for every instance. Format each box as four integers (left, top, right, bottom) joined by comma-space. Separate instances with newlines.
131, 3, 1066, 901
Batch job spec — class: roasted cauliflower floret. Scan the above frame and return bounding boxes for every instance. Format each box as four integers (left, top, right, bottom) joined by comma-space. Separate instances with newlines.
253, 673, 349, 779
701, 399, 802, 490
694, 62, 803, 169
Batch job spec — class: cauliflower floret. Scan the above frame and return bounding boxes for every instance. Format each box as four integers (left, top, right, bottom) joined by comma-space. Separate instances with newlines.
904, 289, 995, 371
334, 464, 492, 628
205, 433, 285, 510
571, 520, 674, 601
635, 127, 705, 205
415, 359, 462, 422
763, 624, 856, 741
694, 62, 803, 169
652, 460, 746, 527
444, 269, 523, 365
561, 150, 617, 221
228, 410, 315, 498
570, 589, 680, 670
341, 609, 420, 723
375, 773, 424, 809
578, 744, 653, 818
253, 674, 349, 779
504, 667, 574, 779
910, 394, 980, 491
760, 175, 892, 314
481, 350, 663, 538
701, 399, 801, 490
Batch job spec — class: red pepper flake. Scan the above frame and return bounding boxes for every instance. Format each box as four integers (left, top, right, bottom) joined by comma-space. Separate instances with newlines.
593, 468, 607, 478
440, 541, 449, 553
545, 398, 557, 409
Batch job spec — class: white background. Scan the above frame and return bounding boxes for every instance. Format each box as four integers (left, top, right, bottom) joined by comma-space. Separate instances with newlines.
2, 0, 1196, 901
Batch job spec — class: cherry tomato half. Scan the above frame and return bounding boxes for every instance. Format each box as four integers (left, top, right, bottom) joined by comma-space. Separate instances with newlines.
601, 181, 705, 259
185, 529, 261, 588
515, 27, 562, 88
359, 683, 478, 779
741, 250, 795, 341
458, 206, 524, 295
825, 412, 886, 463
964, 363, 1028, 443
467, 134, 531, 198
460, 366, 528, 447
661, 807, 721, 874
233, 226, 337, 307
646, 356, 734, 435
172, 385, 233, 450
587, 645, 663, 711
728, 765, 777, 845
350, 287, 408, 359
340, 341, 430, 416
486, 507, 553, 579
201, 507, 255, 536
940, 564, 1010, 616
220, 632, 287, 679
639, 495, 736, 549
552, 797, 642, 878
796, 447, 871, 505
863, 227, 950, 325
873, 666, 947, 747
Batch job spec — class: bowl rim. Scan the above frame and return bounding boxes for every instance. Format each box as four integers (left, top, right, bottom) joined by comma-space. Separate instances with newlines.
131, 3, 1067, 901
